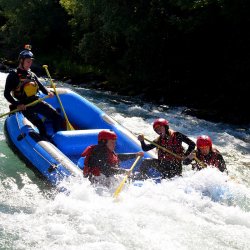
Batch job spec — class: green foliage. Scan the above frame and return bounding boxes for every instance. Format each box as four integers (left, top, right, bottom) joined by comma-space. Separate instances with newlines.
0, 0, 250, 117
54, 58, 97, 79
0, 0, 71, 58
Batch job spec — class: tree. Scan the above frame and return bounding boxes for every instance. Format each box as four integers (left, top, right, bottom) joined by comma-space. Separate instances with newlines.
0, 0, 71, 58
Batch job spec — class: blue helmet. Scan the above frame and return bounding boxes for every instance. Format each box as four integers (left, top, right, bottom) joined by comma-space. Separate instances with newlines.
18, 45, 34, 61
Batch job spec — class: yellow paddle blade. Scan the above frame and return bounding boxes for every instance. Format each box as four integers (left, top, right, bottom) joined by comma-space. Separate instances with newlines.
66, 119, 75, 130
113, 155, 142, 199
113, 176, 129, 199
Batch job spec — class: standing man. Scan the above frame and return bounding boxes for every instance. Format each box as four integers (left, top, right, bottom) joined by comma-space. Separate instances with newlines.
137, 118, 195, 179
4, 45, 64, 138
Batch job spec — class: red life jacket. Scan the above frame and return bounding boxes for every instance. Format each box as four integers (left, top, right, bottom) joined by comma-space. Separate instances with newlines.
156, 129, 184, 162
81, 145, 119, 177
196, 149, 221, 169
106, 150, 120, 168
81, 145, 99, 177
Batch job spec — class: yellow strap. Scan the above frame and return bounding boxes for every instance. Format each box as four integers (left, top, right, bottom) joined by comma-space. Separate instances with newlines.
23, 82, 38, 97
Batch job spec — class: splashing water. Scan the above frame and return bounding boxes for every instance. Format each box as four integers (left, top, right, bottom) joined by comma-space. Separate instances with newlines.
0, 72, 250, 250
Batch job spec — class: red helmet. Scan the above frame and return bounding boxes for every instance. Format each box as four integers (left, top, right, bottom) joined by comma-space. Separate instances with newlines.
98, 130, 117, 141
153, 118, 169, 131
196, 135, 212, 149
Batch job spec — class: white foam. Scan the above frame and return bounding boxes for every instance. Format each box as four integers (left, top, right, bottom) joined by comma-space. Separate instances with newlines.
1, 72, 250, 250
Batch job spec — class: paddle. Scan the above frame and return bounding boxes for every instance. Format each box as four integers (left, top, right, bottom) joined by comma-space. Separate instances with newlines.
192, 153, 207, 168
42, 65, 74, 131
144, 137, 183, 160
0, 96, 49, 119
113, 155, 142, 199
144, 137, 207, 168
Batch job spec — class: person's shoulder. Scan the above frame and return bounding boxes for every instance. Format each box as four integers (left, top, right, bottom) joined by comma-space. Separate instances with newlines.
174, 131, 184, 138
6, 69, 18, 80
7, 68, 17, 76
29, 70, 37, 76
93, 144, 106, 153
212, 148, 224, 161
154, 136, 161, 142
175, 131, 190, 139
212, 148, 220, 154
212, 148, 224, 158
170, 130, 183, 138
81, 144, 96, 157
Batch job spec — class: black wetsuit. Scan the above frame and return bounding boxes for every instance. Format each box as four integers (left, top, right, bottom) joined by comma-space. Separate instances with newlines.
4, 68, 63, 137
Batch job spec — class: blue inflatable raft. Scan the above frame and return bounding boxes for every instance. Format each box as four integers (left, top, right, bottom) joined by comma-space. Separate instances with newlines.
4, 88, 155, 186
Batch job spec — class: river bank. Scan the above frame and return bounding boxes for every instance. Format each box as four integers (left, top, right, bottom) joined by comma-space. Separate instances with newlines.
1, 59, 249, 127
65, 77, 250, 127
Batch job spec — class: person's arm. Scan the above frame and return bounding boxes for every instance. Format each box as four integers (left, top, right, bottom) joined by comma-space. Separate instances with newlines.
176, 132, 196, 156
182, 157, 192, 165
137, 134, 156, 151
216, 154, 227, 173
34, 75, 49, 95
117, 152, 143, 161
141, 141, 156, 151
118, 153, 136, 161
182, 149, 204, 171
4, 72, 20, 105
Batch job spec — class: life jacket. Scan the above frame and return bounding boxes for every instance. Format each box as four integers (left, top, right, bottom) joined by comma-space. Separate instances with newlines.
12, 69, 38, 100
81, 145, 119, 177
196, 149, 221, 169
156, 129, 184, 162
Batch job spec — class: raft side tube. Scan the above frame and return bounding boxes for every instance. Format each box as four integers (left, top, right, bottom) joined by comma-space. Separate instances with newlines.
42, 89, 108, 130
51, 129, 103, 158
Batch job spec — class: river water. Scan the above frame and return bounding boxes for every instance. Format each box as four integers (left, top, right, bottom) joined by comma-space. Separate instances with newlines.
0, 72, 250, 250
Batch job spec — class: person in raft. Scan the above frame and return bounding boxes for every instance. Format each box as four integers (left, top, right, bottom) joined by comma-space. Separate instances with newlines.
183, 135, 227, 172
4, 44, 64, 138
81, 130, 144, 184
137, 118, 196, 179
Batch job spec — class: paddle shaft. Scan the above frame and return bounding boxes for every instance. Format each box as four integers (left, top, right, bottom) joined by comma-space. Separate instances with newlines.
144, 137, 184, 160
193, 155, 207, 168
0, 96, 49, 119
144, 137, 207, 168
43, 65, 74, 130
113, 155, 142, 198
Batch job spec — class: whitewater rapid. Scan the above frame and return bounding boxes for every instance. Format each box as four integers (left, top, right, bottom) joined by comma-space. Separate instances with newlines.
0, 72, 250, 250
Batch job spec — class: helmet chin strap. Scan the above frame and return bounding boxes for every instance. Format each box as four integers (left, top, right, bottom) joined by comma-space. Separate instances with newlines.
19, 59, 25, 70
165, 126, 170, 136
